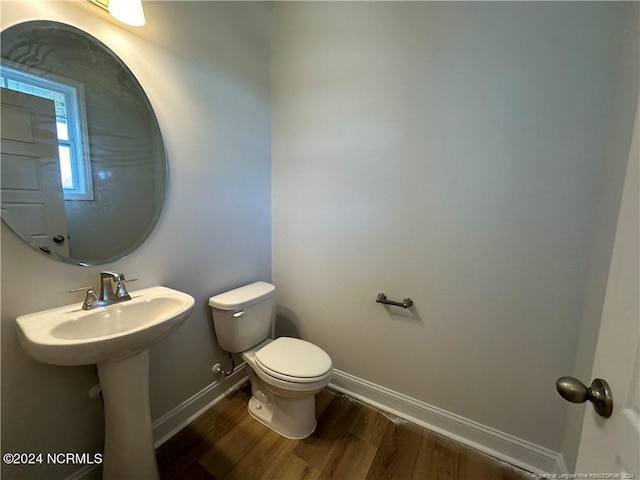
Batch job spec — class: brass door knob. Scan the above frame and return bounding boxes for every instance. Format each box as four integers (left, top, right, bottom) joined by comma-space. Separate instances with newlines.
555, 376, 613, 418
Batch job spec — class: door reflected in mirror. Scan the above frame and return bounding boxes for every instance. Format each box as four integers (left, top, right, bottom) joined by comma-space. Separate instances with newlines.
1, 20, 167, 265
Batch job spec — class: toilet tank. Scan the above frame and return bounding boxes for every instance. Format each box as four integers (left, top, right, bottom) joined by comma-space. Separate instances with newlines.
208, 281, 275, 353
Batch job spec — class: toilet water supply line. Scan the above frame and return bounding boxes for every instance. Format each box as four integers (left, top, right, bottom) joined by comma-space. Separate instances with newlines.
212, 352, 235, 377
91, 352, 235, 400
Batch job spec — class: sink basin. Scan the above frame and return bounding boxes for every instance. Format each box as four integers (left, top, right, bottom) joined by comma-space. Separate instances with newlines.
16, 286, 195, 366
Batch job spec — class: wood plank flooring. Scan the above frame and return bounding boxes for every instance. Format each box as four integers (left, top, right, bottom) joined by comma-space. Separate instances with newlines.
156, 383, 535, 480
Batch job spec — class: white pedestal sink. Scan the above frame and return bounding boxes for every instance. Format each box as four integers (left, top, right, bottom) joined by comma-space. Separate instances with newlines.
15, 286, 195, 480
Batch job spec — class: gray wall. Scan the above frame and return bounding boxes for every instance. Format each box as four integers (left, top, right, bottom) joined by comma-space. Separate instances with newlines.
271, 0, 638, 458
1, 2, 271, 479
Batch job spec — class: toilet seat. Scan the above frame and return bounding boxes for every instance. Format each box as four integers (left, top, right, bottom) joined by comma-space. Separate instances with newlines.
255, 337, 332, 384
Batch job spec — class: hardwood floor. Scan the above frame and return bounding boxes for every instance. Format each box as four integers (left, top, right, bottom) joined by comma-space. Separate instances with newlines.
156, 383, 535, 480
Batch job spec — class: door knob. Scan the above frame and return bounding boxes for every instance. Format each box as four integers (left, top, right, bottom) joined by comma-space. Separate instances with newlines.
52, 235, 65, 244
555, 376, 613, 418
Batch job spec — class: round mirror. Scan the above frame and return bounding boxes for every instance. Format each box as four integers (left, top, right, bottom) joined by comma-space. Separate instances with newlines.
1, 21, 166, 266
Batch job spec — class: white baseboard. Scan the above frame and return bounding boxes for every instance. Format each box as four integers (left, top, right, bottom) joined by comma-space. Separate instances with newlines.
152, 363, 248, 447
329, 369, 566, 475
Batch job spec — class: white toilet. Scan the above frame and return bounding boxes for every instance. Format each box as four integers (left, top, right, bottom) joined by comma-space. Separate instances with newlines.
209, 281, 333, 439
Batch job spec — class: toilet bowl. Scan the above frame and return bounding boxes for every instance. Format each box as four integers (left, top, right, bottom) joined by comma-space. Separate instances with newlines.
209, 282, 333, 439
242, 337, 332, 438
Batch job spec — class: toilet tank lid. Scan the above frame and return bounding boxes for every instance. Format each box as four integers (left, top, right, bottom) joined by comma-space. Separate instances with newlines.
209, 281, 275, 310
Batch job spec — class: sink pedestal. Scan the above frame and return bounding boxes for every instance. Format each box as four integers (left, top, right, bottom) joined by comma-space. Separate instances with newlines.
98, 350, 159, 480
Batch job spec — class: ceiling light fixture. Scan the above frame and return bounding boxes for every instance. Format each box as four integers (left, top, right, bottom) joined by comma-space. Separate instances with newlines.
88, 0, 146, 27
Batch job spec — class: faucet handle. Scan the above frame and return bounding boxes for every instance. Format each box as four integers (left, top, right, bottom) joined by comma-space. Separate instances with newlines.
69, 285, 95, 293
69, 286, 99, 310
115, 278, 138, 298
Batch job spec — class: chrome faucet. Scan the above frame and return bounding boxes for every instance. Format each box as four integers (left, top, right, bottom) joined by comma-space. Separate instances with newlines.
70, 271, 137, 310
100, 271, 125, 303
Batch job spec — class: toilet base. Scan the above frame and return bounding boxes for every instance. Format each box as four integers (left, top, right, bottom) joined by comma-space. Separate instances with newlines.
248, 394, 317, 440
